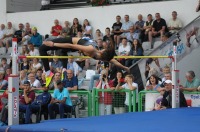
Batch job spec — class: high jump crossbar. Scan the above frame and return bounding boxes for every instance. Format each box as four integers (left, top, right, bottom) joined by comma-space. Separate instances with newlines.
18, 55, 172, 59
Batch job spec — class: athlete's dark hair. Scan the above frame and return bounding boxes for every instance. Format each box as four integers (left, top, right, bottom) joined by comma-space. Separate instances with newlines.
101, 37, 115, 61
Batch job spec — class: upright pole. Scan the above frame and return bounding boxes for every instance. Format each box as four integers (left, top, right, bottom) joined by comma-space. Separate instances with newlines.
8, 38, 19, 125
172, 41, 180, 108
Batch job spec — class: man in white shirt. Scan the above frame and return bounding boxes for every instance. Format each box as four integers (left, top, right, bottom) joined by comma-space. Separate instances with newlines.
118, 38, 131, 56
28, 43, 40, 56
28, 72, 41, 88
0, 22, 15, 50
0, 24, 6, 40
116, 74, 138, 112
168, 11, 182, 34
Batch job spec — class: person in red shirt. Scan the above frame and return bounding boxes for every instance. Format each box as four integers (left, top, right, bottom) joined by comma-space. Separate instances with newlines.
50, 19, 62, 37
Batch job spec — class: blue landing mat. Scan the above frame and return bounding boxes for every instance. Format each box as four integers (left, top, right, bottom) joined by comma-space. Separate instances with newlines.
0, 107, 199, 132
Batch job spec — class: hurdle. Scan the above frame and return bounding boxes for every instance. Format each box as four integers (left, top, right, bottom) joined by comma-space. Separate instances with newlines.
7, 39, 179, 125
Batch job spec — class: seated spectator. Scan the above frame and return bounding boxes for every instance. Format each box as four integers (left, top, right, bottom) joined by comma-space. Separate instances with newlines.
118, 38, 131, 65
153, 97, 168, 111
168, 11, 182, 34
30, 58, 42, 70
126, 39, 144, 67
30, 27, 42, 47
103, 27, 114, 42
110, 71, 126, 114
180, 71, 200, 92
82, 19, 92, 38
161, 65, 171, 82
66, 57, 82, 77
21, 45, 29, 55
162, 80, 187, 108
157, 72, 172, 92
26, 84, 51, 124
96, 69, 113, 115
143, 14, 154, 42
0, 22, 15, 51
0, 58, 10, 71
50, 58, 63, 73
117, 15, 134, 47
48, 72, 61, 90
50, 19, 62, 39
0, 71, 8, 90
134, 14, 145, 40
60, 21, 70, 38
48, 80, 72, 119
116, 74, 138, 112
126, 26, 139, 43
13, 23, 24, 43
94, 29, 103, 41
63, 69, 78, 91
112, 15, 122, 46
20, 58, 30, 71
0, 24, 6, 41
146, 75, 161, 91
28, 43, 40, 56
70, 18, 82, 37
21, 22, 32, 45
0, 89, 8, 112
19, 81, 35, 124
20, 70, 28, 86
36, 69, 44, 85
4, 68, 12, 81
28, 72, 41, 89
149, 13, 168, 48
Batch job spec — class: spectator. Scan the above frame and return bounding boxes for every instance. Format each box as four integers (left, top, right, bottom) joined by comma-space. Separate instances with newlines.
134, 14, 145, 40
30, 58, 42, 70
21, 45, 29, 55
50, 19, 62, 38
50, 58, 63, 73
126, 26, 139, 43
0, 89, 8, 112
60, 21, 70, 38
28, 72, 41, 89
19, 81, 35, 124
0, 22, 15, 50
36, 69, 44, 85
116, 74, 138, 112
127, 39, 144, 66
112, 15, 122, 46
48, 72, 61, 90
94, 29, 103, 41
20, 58, 30, 71
82, 19, 92, 38
162, 80, 187, 108
4, 68, 12, 81
118, 38, 131, 65
149, 13, 168, 48
19, 70, 28, 85
146, 75, 161, 91
70, 18, 82, 37
168, 11, 182, 34
103, 27, 114, 42
26, 84, 51, 124
30, 27, 42, 47
196, 0, 200, 12
180, 71, 200, 92
117, 15, 134, 47
66, 57, 82, 77
0, 71, 8, 90
28, 43, 40, 56
143, 14, 154, 42
21, 22, 32, 45
62, 69, 78, 91
0, 24, 6, 40
161, 65, 171, 82
0, 58, 10, 71
13, 23, 24, 43
110, 71, 126, 114
96, 69, 113, 115
153, 97, 168, 111
48, 80, 72, 119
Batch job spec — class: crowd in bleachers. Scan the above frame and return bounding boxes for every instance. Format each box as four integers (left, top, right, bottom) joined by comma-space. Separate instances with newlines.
0, 9, 200, 125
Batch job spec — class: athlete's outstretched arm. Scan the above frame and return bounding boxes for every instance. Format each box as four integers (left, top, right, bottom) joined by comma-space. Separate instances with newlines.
110, 59, 130, 73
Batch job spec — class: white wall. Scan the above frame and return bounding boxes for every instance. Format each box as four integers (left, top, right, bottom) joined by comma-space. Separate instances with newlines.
4, 0, 199, 36
0, 0, 7, 24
